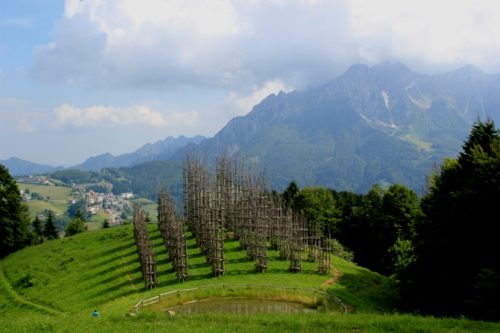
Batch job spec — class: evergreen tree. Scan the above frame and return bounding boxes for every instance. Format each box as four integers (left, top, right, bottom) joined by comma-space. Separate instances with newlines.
293, 186, 340, 237
43, 210, 59, 240
382, 184, 422, 276
64, 215, 87, 236
74, 208, 86, 222
32, 216, 44, 244
102, 219, 110, 229
0, 164, 32, 257
282, 180, 299, 209
402, 121, 500, 320
337, 185, 389, 273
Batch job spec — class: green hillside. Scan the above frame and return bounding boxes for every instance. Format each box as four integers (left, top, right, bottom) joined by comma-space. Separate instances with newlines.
1, 225, 499, 332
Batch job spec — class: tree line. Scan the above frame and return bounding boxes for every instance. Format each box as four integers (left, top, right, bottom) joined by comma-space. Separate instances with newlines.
0, 165, 90, 255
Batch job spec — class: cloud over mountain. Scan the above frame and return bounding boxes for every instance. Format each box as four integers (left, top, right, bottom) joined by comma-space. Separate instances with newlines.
52, 104, 167, 128
32, 0, 500, 92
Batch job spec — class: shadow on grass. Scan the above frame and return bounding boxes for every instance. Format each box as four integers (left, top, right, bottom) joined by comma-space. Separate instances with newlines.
157, 257, 171, 266
333, 269, 399, 312
89, 250, 137, 269
188, 262, 210, 269
92, 277, 143, 297
265, 268, 291, 274
95, 288, 138, 305
224, 246, 245, 254
88, 267, 141, 287
157, 267, 175, 276
156, 272, 214, 288
187, 252, 204, 259
97, 242, 136, 257
87, 258, 140, 278
225, 257, 251, 264
149, 233, 163, 242
223, 269, 255, 276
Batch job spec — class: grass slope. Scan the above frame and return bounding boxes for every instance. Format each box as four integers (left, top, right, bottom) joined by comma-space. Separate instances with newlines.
1, 225, 499, 332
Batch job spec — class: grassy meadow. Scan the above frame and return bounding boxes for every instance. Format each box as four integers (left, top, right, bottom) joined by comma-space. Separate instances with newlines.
18, 183, 73, 219
17, 182, 113, 229
1, 224, 499, 332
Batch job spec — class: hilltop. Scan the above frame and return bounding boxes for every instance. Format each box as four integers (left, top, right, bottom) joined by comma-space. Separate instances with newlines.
0, 157, 60, 176
1, 225, 499, 332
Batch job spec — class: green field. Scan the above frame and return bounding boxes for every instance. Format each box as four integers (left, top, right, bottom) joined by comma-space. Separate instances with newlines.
131, 198, 158, 222
1, 225, 499, 332
17, 183, 73, 201
18, 183, 73, 220
18, 182, 113, 228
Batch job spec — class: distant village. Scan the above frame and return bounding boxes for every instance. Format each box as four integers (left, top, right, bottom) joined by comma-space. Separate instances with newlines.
18, 175, 55, 186
71, 187, 133, 225
19, 175, 134, 225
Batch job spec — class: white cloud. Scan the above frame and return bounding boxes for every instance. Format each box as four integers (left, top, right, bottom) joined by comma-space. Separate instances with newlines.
349, 0, 500, 69
31, 0, 351, 88
52, 104, 167, 128
32, 0, 500, 91
228, 79, 293, 115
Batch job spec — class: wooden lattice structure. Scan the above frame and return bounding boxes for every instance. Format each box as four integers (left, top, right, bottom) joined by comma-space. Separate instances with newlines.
184, 155, 225, 276
157, 189, 189, 281
317, 237, 331, 274
133, 206, 158, 289
289, 214, 307, 272
183, 153, 335, 276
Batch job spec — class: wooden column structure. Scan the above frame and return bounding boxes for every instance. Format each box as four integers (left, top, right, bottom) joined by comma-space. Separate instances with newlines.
157, 189, 188, 282
133, 206, 158, 289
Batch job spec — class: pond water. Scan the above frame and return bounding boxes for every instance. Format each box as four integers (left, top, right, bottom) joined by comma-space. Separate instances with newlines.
165, 298, 316, 315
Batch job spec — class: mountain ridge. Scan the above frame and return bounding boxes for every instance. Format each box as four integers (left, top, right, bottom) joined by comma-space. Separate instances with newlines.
0, 157, 61, 176
171, 61, 500, 193
73, 135, 207, 171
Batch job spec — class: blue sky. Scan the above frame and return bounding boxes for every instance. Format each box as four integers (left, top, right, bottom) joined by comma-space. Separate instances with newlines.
2, 0, 500, 166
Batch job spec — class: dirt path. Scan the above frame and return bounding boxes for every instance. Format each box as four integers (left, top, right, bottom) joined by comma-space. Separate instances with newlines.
320, 267, 343, 288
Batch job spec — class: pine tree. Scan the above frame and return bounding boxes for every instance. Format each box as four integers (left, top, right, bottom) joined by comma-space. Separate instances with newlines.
64, 215, 87, 236
0, 164, 32, 257
283, 180, 299, 209
43, 210, 59, 240
32, 216, 44, 244
402, 120, 500, 320
102, 219, 110, 229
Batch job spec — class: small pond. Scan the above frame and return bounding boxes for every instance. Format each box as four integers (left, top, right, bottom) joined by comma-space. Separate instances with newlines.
165, 298, 316, 315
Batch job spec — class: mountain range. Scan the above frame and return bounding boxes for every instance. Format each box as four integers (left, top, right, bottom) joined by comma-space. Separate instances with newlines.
172, 61, 500, 193
0, 157, 61, 176
74, 135, 206, 171
4, 61, 500, 194
0, 136, 206, 176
